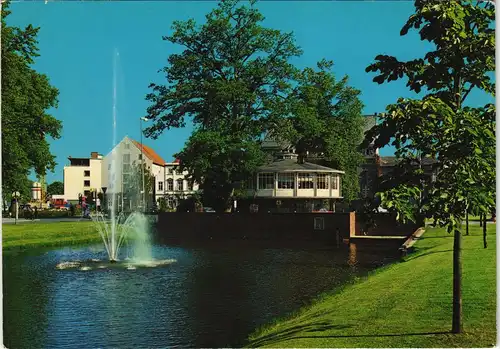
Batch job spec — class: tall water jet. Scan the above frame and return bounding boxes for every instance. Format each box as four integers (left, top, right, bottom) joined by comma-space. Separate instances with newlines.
89, 48, 154, 263
56, 49, 176, 270
110, 48, 118, 261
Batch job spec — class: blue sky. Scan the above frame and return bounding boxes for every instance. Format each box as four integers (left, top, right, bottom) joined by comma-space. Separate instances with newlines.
8, 0, 493, 184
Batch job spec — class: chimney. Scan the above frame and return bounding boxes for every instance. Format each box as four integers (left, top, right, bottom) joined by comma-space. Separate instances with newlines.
90, 152, 98, 159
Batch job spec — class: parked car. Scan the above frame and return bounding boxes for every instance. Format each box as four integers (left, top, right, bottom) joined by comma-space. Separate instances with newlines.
203, 207, 216, 213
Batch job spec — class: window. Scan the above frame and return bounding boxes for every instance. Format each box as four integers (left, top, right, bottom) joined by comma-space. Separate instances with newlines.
332, 175, 338, 189
84, 180, 91, 187
187, 181, 193, 191
175, 167, 183, 175
167, 179, 174, 191
138, 154, 143, 160
122, 164, 131, 173
314, 217, 325, 230
122, 154, 130, 164
108, 164, 111, 171
176, 179, 183, 191
258, 173, 274, 190
277, 173, 294, 189
298, 173, 314, 189
84, 170, 90, 177
124, 143, 130, 150
168, 167, 174, 174
158, 181, 163, 191
317, 174, 329, 189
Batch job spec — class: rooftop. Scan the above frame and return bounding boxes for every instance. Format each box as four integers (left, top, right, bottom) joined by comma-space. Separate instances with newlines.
130, 139, 166, 166
363, 115, 377, 134
379, 156, 438, 167
258, 159, 344, 173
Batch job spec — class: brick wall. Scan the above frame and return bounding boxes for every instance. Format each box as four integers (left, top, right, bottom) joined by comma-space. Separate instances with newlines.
156, 212, 354, 243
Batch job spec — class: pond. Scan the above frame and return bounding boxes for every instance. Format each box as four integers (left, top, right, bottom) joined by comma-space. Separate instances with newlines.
4, 242, 398, 348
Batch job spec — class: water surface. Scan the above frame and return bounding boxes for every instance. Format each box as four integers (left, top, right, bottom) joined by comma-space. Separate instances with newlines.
4, 242, 397, 348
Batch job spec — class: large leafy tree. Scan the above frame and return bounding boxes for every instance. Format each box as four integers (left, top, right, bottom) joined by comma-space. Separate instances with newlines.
174, 130, 265, 212
279, 60, 365, 202
365, 0, 495, 334
1, 1, 62, 205
47, 181, 64, 196
143, 0, 301, 212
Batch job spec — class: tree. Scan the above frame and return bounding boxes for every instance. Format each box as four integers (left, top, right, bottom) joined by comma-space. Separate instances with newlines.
1, 1, 62, 207
47, 181, 64, 196
143, 0, 301, 212
278, 59, 365, 202
364, 0, 495, 334
175, 130, 265, 212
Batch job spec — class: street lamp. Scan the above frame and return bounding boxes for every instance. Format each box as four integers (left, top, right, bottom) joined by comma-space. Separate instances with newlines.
11, 191, 20, 225
140, 117, 149, 212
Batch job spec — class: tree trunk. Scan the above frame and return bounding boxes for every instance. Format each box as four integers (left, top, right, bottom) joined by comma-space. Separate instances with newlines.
451, 228, 463, 334
479, 213, 483, 227
483, 213, 487, 249
465, 210, 469, 236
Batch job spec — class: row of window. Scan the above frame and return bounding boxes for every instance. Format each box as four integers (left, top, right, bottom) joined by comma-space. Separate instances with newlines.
107, 161, 184, 175
257, 173, 339, 190
158, 179, 193, 192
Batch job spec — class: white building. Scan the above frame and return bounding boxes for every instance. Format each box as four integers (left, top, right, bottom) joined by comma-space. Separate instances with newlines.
63, 152, 103, 202
100, 136, 198, 210
156, 159, 199, 209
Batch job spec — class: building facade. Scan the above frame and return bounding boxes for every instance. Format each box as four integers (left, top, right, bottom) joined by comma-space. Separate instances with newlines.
238, 144, 344, 212
152, 159, 199, 210
99, 136, 199, 211
63, 152, 103, 202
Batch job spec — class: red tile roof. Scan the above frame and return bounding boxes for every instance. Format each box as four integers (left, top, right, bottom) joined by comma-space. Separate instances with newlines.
131, 140, 166, 166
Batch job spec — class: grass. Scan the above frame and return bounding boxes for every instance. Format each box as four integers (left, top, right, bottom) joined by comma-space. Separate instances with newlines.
2, 221, 101, 250
246, 224, 496, 348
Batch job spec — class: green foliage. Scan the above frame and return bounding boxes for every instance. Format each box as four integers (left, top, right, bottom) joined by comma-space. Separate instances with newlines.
157, 197, 168, 212
144, 0, 302, 211
47, 181, 64, 196
278, 59, 365, 201
175, 130, 265, 212
1, 1, 62, 203
364, 0, 495, 233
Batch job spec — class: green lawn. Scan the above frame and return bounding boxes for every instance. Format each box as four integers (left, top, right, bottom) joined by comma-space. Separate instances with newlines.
247, 225, 496, 348
2, 221, 101, 250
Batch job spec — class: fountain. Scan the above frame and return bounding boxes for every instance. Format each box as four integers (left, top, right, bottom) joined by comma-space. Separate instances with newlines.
56, 49, 175, 270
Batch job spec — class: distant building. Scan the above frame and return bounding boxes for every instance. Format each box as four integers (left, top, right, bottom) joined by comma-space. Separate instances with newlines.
255, 114, 438, 208
151, 158, 200, 210
359, 114, 438, 200
238, 143, 344, 212
63, 152, 103, 202
100, 136, 198, 211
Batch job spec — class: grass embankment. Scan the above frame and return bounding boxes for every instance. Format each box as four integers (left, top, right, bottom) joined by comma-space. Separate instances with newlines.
247, 225, 496, 348
2, 222, 101, 250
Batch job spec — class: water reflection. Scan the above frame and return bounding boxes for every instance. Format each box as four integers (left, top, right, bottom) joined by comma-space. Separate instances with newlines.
3, 242, 396, 348
348, 243, 358, 269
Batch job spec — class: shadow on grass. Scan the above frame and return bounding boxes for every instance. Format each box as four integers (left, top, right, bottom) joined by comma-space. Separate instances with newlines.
405, 249, 453, 261
247, 322, 353, 347
247, 323, 450, 348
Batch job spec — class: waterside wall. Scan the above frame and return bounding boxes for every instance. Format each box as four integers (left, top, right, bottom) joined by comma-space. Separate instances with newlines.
353, 213, 421, 237
156, 212, 355, 244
